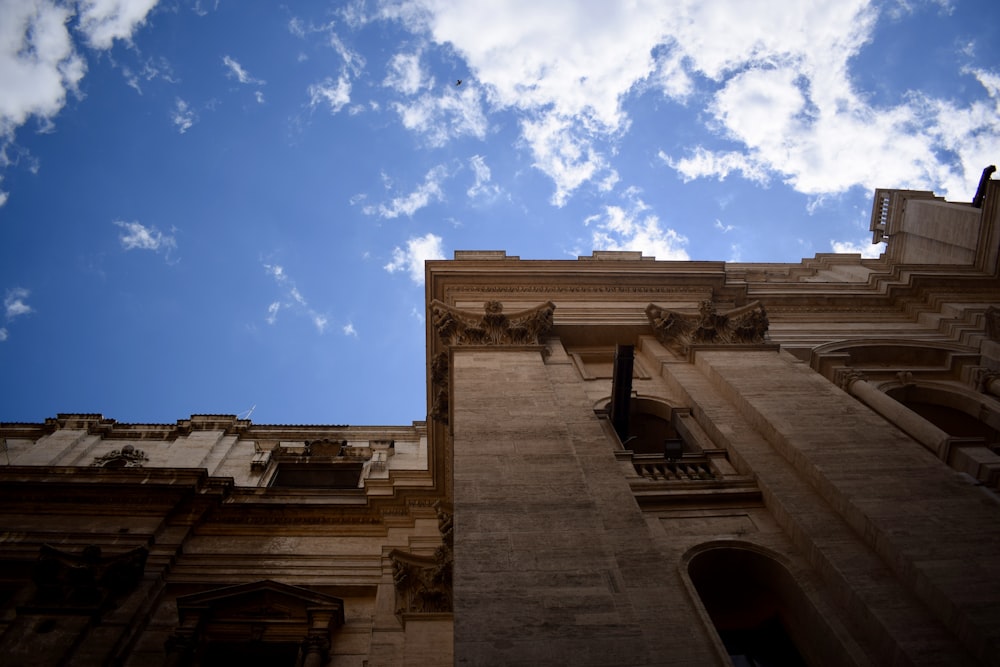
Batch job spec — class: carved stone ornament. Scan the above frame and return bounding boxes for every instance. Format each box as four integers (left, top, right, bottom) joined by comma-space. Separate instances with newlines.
388, 503, 453, 614
835, 369, 868, 391
430, 299, 555, 347
646, 300, 769, 353
32, 543, 148, 610
430, 352, 450, 424
91, 444, 148, 468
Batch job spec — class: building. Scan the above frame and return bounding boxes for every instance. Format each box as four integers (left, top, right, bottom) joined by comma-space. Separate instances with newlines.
1, 179, 999, 666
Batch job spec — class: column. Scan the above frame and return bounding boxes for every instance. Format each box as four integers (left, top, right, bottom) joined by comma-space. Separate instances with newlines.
837, 370, 951, 459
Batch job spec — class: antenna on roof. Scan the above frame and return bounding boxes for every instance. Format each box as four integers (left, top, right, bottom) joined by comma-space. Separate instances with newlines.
238, 404, 256, 420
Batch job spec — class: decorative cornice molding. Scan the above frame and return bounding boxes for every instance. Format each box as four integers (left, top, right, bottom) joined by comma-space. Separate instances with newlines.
430, 299, 555, 347
646, 300, 769, 354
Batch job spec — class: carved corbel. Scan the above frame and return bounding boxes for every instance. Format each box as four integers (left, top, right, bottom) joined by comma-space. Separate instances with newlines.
430, 300, 555, 347
388, 503, 453, 614
646, 300, 768, 354
428, 301, 555, 423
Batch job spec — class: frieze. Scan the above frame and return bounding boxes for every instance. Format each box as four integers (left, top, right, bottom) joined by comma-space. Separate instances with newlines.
431, 299, 555, 347
646, 300, 769, 354
444, 285, 708, 297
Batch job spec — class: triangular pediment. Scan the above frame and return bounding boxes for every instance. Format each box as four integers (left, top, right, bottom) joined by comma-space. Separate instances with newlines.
177, 579, 343, 624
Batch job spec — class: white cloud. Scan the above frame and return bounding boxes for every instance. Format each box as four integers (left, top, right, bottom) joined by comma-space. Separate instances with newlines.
467, 154, 500, 200
122, 55, 176, 94
0, 1, 86, 140
831, 238, 885, 259
343, 322, 358, 337
0, 327, 7, 342
113, 220, 177, 253
308, 75, 351, 114
171, 98, 195, 133
714, 219, 734, 233
0, 188, 7, 208
384, 51, 430, 95
658, 147, 769, 185
385, 232, 445, 284
385, 0, 1000, 204
363, 165, 448, 219
584, 192, 689, 260
76, 0, 158, 49
4, 287, 33, 319
222, 55, 264, 85
0, 0, 154, 152
262, 263, 327, 333
265, 301, 281, 325
390, 83, 487, 147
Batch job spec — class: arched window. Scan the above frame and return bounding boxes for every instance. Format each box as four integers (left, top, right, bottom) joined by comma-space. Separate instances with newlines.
686, 545, 853, 667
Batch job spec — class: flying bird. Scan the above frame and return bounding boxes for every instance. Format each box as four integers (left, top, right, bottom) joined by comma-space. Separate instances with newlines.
456, 79, 462, 86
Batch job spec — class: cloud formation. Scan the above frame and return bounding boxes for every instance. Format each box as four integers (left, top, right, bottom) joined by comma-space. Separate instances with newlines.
262, 263, 328, 333
384, 0, 999, 204
363, 165, 448, 219
0, 0, 157, 147
384, 232, 445, 284
830, 239, 885, 259
113, 220, 177, 255
4, 287, 32, 319
171, 98, 196, 133
222, 55, 263, 85
1, 286, 33, 341
585, 191, 689, 261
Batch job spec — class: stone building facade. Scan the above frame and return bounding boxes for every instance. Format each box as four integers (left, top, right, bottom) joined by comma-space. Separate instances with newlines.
1, 180, 999, 665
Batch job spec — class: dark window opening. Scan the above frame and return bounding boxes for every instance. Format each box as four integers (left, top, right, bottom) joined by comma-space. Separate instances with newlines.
901, 401, 1000, 447
270, 463, 363, 489
689, 547, 834, 667
201, 641, 300, 667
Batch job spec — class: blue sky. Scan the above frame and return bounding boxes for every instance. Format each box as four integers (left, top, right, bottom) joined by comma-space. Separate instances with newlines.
1, 0, 998, 426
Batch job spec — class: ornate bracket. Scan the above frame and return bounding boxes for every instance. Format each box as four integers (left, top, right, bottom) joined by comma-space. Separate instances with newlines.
646, 300, 769, 354
388, 503, 453, 614
428, 300, 555, 423
430, 300, 555, 346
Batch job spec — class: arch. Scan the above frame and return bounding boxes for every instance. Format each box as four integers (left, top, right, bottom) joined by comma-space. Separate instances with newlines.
682, 542, 860, 667
595, 395, 687, 455
810, 338, 979, 381
881, 382, 1000, 437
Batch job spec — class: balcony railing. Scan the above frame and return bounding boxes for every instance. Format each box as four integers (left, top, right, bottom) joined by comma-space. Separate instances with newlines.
632, 456, 719, 481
